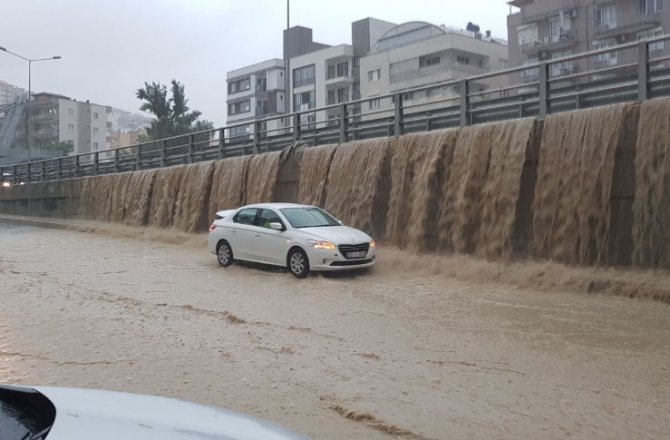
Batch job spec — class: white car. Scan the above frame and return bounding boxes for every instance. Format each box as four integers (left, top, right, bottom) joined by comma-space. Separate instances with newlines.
208, 203, 376, 278
0, 385, 310, 439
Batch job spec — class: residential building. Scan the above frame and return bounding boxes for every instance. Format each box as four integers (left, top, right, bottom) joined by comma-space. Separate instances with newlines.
286, 18, 395, 126
0, 80, 26, 106
226, 58, 287, 139
508, 0, 669, 83
0, 92, 109, 162
360, 21, 508, 118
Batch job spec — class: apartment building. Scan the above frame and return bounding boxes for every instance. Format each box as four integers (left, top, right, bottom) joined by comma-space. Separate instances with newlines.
0, 93, 108, 158
226, 58, 287, 138
0, 80, 26, 106
226, 19, 395, 132
289, 18, 396, 126
360, 21, 508, 117
508, 0, 669, 82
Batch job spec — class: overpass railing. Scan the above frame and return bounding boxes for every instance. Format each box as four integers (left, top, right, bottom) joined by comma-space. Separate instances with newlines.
2, 35, 670, 184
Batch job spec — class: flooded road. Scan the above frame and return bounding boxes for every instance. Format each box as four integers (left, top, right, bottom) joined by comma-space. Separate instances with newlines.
1, 223, 669, 439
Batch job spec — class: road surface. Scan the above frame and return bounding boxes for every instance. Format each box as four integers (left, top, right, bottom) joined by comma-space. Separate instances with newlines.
1, 222, 669, 439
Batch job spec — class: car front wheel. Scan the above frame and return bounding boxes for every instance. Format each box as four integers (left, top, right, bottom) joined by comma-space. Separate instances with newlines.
217, 241, 234, 267
288, 248, 310, 278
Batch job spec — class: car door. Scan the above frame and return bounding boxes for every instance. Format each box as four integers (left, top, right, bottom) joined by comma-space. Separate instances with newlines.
252, 208, 289, 266
228, 208, 258, 261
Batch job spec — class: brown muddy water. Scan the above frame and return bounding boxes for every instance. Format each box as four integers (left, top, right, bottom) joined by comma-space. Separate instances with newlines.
1, 222, 669, 440
16, 99, 668, 269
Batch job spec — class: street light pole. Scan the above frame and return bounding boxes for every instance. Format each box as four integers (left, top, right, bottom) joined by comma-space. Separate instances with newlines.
0, 46, 61, 162
286, 0, 291, 121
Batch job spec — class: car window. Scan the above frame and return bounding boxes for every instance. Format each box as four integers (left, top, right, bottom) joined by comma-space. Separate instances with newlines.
280, 207, 340, 228
256, 209, 283, 229
233, 208, 258, 225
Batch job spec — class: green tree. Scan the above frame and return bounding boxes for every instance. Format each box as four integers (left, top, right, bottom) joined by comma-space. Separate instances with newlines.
136, 80, 214, 140
42, 141, 74, 155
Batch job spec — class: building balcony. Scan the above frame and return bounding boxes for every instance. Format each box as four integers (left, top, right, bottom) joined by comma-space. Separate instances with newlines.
594, 18, 662, 39
325, 74, 354, 86
523, 32, 578, 56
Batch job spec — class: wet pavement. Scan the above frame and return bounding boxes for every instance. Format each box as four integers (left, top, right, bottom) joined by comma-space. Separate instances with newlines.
1, 223, 669, 439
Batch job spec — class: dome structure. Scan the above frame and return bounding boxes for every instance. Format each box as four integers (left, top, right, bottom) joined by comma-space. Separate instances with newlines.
372, 21, 447, 53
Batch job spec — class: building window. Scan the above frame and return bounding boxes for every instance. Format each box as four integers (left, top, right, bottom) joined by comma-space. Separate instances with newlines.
93, 112, 99, 119
293, 65, 316, 88
520, 57, 539, 81
368, 98, 381, 110
228, 100, 251, 115
68, 124, 74, 131
593, 39, 618, 66
353, 57, 360, 67
639, 27, 665, 52
368, 68, 381, 82
93, 142, 99, 150
228, 77, 251, 94
293, 90, 315, 112
337, 62, 349, 78
517, 23, 539, 46
93, 127, 99, 134
594, 5, 617, 30
337, 87, 349, 103
68, 108, 74, 116
640, 0, 662, 15
550, 17, 572, 42
353, 82, 360, 93
457, 55, 470, 65
550, 51, 574, 77
419, 54, 440, 68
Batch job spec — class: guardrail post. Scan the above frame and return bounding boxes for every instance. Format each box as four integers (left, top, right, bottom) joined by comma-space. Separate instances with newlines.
638, 40, 649, 101
135, 144, 142, 171
539, 63, 549, 119
41, 161, 47, 181
114, 149, 120, 172
459, 79, 470, 127
339, 104, 348, 143
57, 157, 63, 180
394, 92, 404, 136
74, 155, 80, 177
292, 113, 300, 142
13, 165, 18, 183
253, 120, 261, 154
218, 128, 225, 159
160, 139, 167, 167
93, 152, 99, 176
27, 162, 31, 183
188, 134, 195, 163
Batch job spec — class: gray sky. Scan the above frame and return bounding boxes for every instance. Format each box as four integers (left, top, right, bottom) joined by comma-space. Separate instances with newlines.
0, 0, 513, 126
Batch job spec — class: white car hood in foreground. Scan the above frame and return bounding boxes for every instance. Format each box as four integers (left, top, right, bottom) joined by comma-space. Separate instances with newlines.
36, 387, 309, 440
297, 226, 371, 244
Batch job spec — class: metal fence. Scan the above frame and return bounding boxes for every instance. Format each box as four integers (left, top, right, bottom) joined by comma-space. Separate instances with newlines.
3, 35, 670, 184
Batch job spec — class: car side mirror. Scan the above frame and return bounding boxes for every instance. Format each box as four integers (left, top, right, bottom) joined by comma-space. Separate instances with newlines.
270, 222, 284, 231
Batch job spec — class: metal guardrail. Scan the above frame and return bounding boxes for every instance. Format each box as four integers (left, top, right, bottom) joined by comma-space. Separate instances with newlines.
2, 35, 670, 184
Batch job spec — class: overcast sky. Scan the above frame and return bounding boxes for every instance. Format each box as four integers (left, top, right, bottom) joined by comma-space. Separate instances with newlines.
1, 0, 513, 126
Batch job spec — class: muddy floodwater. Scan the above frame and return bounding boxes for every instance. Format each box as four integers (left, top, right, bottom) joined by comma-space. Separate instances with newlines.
1, 223, 669, 439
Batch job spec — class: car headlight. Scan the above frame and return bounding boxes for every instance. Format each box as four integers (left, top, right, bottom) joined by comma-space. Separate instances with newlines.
307, 239, 337, 250
370, 239, 376, 249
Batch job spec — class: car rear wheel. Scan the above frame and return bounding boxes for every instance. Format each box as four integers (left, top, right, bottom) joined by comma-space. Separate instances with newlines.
217, 241, 234, 267
288, 248, 310, 278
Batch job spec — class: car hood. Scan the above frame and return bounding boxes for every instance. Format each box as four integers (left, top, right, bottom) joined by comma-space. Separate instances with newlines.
296, 226, 371, 244
35, 387, 309, 440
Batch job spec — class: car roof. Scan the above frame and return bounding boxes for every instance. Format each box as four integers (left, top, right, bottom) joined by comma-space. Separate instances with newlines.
242, 203, 315, 210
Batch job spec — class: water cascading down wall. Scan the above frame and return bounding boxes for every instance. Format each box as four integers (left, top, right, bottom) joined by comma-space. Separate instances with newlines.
1, 98, 669, 268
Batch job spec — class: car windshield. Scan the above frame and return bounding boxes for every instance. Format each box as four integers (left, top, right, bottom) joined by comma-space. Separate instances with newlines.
281, 207, 340, 229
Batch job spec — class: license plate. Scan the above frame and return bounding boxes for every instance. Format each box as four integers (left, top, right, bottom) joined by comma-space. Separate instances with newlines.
347, 251, 367, 259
